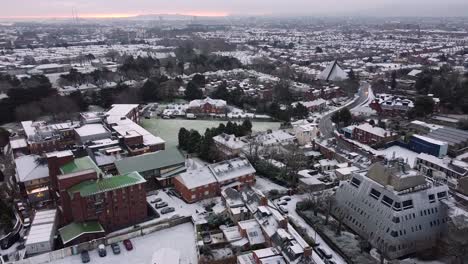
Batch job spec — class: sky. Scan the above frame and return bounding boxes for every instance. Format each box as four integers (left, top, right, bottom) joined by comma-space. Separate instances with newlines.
1, 0, 468, 19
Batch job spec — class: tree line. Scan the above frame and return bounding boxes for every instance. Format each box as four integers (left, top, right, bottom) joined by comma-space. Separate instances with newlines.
178, 120, 252, 162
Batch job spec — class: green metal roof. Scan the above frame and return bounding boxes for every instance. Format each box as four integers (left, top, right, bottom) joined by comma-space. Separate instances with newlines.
59, 221, 105, 244
67, 171, 146, 197
115, 148, 185, 175
60, 156, 102, 175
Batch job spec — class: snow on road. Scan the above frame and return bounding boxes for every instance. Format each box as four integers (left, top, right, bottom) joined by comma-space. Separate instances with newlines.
280, 195, 347, 264
49, 223, 198, 264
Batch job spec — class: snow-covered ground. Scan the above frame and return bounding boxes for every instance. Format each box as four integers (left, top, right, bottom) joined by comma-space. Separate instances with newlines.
280, 195, 347, 264
48, 223, 198, 264
254, 176, 288, 193
147, 189, 225, 224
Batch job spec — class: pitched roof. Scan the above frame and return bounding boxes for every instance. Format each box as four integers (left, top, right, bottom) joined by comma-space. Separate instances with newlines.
67, 171, 146, 197
60, 156, 102, 175
59, 221, 105, 244
115, 148, 185, 175
318, 60, 348, 81
15, 155, 49, 183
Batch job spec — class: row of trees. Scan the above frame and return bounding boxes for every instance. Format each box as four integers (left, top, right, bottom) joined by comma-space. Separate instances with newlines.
178, 120, 252, 161
415, 68, 468, 113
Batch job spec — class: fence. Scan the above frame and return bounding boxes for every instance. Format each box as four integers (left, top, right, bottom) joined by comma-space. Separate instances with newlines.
9, 216, 192, 264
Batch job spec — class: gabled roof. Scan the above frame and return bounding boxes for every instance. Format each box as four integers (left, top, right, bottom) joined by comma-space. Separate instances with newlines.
67, 171, 146, 197
115, 148, 185, 175
59, 221, 105, 244
15, 155, 49, 183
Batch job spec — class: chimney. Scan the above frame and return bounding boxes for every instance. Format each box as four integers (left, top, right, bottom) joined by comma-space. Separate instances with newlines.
47, 152, 74, 194
279, 216, 288, 230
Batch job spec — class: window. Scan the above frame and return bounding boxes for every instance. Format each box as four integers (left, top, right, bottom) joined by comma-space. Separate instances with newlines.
392, 216, 400, 223
393, 202, 401, 211
402, 200, 414, 210
351, 177, 361, 187
382, 195, 394, 207
390, 231, 398, 237
428, 194, 435, 203
370, 188, 381, 200
437, 191, 447, 200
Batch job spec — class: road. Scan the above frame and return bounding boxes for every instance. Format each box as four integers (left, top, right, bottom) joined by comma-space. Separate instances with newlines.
319, 82, 370, 138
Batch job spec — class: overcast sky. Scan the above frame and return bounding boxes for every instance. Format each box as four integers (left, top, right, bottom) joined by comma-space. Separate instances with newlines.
2, 0, 468, 18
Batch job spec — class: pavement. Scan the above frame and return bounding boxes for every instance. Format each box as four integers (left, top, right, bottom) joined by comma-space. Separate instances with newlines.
319, 81, 370, 138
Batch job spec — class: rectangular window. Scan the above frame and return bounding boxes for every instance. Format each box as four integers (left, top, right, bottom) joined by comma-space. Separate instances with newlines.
370, 188, 381, 200
428, 194, 435, 203
393, 202, 401, 211
437, 191, 447, 200
351, 177, 361, 187
402, 200, 414, 210
382, 195, 394, 207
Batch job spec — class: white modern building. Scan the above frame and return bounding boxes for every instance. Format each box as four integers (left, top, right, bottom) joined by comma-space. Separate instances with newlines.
334, 160, 449, 259
25, 209, 58, 255
292, 123, 319, 146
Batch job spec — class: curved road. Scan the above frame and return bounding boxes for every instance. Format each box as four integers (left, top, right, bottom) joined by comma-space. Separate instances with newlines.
319, 81, 370, 138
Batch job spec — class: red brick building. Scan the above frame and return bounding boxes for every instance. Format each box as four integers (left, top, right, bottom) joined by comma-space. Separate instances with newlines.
353, 123, 397, 145
48, 154, 147, 233
174, 158, 255, 203
188, 97, 227, 115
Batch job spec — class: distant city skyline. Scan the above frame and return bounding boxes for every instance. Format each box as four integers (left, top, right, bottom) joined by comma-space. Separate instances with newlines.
1, 0, 468, 19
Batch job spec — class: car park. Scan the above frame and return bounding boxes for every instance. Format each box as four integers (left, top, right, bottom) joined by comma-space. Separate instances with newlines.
160, 207, 175, 214
98, 244, 107, 257
155, 202, 168, 209
123, 239, 133, 251
81, 250, 90, 263
111, 243, 120, 255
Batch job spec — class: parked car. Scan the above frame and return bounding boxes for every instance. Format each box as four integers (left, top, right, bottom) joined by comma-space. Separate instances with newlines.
81, 250, 90, 263
155, 202, 168, 209
325, 260, 336, 264
277, 200, 287, 206
123, 239, 133, 251
111, 243, 120, 255
150, 198, 162, 204
279, 205, 288, 214
281, 196, 292, 201
161, 207, 175, 214
98, 244, 107, 257
316, 247, 332, 259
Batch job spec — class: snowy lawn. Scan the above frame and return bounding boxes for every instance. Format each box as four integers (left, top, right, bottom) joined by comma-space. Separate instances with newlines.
141, 119, 280, 147
254, 176, 288, 193
49, 222, 198, 264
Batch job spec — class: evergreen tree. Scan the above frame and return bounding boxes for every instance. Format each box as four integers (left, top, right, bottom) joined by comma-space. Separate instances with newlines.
186, 130, 202, 153
178, 128, 190, 149
391, 71, 397, 89
185, 81, 203, 100
241, 119, 253, 135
